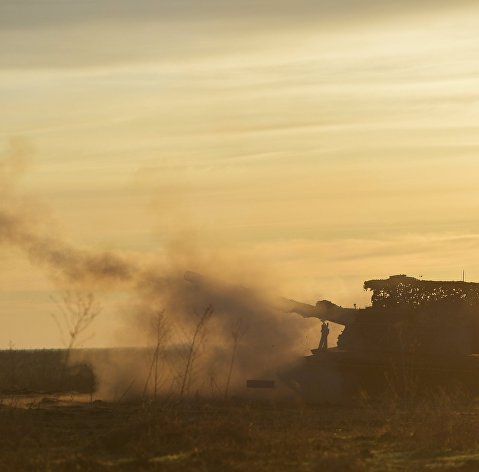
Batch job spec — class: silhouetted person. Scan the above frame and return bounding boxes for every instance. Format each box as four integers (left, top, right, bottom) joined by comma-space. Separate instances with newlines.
319, 320, 330, 351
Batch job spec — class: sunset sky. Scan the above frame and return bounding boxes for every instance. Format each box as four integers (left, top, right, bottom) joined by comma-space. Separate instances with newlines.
2, 0, 479, 348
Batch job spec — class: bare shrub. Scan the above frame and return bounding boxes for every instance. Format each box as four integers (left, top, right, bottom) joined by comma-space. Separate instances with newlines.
51, 291, 102, 387
224, 318, 246, 400
142, 310, 170, 399
179, 305, 214, 398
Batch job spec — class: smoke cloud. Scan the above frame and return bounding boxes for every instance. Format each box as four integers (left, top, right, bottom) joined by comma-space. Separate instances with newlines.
0, 139, 318, 399
0, 138, 136, 286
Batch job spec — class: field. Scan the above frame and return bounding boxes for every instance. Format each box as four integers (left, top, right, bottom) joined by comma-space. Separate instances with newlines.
3, 350, 479, 471
3, 394, 479, 470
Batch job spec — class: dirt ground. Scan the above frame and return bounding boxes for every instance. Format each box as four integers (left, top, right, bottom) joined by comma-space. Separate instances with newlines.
2, 395, 479, 471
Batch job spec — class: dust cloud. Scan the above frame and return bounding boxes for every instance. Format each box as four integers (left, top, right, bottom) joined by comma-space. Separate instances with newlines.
0, 139, 320, 399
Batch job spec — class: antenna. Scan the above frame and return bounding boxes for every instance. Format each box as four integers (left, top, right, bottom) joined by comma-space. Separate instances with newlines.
463, 270, 465, 282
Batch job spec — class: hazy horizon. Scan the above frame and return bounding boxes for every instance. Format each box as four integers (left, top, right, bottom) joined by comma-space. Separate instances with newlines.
2, 0, 479, 348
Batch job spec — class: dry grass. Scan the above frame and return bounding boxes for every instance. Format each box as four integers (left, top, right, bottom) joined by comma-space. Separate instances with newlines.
2, 347, 479, 471
2, 395, 479, 471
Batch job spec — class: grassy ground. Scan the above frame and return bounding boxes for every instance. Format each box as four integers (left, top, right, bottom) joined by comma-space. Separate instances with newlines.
2, 395, 479, 471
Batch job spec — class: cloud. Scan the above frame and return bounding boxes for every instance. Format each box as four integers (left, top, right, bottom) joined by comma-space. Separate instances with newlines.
0, 0, 475, 30
1, 0, 477, 70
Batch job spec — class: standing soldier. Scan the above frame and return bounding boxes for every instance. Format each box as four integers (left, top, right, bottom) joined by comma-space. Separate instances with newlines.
319, 320, 330, 351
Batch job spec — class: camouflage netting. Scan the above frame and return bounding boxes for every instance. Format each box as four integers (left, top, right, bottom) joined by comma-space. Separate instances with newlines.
364, 275, 479, 311
333, 275, 479, 354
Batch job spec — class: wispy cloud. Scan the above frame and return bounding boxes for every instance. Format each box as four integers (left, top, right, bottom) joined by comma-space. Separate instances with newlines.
2, 1, 479, 347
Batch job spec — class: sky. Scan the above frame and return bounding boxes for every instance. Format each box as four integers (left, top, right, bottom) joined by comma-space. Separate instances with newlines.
1, 0, 479, 348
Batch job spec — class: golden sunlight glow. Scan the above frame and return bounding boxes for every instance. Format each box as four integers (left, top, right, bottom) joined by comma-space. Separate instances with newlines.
1, 1, 479, 347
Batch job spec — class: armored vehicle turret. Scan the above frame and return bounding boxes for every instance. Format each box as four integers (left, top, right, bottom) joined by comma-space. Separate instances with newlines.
281, 275, 479, 401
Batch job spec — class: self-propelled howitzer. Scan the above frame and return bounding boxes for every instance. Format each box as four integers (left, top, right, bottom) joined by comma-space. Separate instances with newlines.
283, 275, 479, 355
185, 271, 479, 400
280, 275, 479, 400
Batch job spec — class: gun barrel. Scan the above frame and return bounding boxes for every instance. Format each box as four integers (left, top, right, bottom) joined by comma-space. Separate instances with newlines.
277, 298, 356, 326
184, 271, 356, 326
